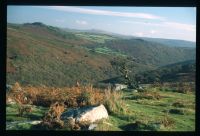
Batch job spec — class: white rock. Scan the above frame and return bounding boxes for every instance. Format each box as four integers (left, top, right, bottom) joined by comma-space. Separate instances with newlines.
132, 89, 138, 93
61, 104, 109, 124
30, 121, 42, 125
76, 104, 108, 123
88, 124, 97, 130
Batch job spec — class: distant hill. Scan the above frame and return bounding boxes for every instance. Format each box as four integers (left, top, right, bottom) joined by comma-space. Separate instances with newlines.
62, 28, 133, 39
141, 37, 195, 48
7, 22, 196, 86
99, 39, 195, 67
62, 27, 196, 48
135, 60, 196, 83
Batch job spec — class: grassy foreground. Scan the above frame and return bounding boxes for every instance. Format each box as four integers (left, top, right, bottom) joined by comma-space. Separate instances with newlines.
6, 85, 195, 131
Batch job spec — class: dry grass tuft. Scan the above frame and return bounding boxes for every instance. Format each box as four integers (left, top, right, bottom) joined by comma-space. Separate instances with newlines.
103, 89, 129, 115
160, 114, 175, 128
172, 101, 185, 108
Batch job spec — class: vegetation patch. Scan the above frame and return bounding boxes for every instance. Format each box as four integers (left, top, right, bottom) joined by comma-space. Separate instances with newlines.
169, 108, 185, 115
172, 101, 185, 108
75, 33, 115, 43
103, 90, 129, 115
126, 91, 161, 100
119, 120, 163, 131
160, 114, 175, 128
6, 83, 195, 131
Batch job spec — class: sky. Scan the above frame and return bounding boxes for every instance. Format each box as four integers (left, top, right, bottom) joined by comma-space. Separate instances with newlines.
7, 6, 196, 42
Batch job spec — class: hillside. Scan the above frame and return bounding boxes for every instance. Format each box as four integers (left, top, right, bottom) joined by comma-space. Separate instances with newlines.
7, 23, 117, 86
7, 22, 195, 87
98, 39, 195, 67
135, 60, 196, 83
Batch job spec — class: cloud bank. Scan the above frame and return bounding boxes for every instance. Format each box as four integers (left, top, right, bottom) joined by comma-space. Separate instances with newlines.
43, 6, 164, 20
121, 20, 195, 32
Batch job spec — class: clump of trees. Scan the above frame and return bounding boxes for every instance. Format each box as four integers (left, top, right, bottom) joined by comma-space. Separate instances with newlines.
110, 57, 139, 89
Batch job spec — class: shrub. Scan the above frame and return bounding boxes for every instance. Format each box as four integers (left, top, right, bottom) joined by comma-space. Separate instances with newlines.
43, 102, 65, 121
39, 102, 65, 130
7, 82, 32, 105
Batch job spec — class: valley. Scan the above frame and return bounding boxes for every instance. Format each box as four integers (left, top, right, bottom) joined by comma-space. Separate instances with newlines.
6, 22, 196, 131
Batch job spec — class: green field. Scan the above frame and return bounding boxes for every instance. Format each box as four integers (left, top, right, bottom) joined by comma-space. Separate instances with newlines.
75, 33, 115, 43
6, 87, 195, 131
94, 47, 127, 57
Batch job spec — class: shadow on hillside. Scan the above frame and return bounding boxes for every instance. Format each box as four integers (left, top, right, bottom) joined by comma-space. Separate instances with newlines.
119, 123, 138, 131
119, 122, 159, 131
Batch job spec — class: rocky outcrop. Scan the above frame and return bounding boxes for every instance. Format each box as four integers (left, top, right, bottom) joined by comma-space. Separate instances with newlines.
60, 104, 108, 129
88, 124, 98, 130
76, 104, 108, 123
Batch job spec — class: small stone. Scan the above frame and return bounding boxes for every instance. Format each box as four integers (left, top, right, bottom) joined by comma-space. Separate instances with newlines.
88, 124, 97, 130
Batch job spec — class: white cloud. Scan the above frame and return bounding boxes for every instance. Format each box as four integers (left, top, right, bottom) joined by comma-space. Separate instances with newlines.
120, 20, 163, 27
121, 20, 195, 32
43, 6, 164, 20
134, 32, 144, 37
163, 21, 195, 32
75, 20, 88, 25
150, 30, 158, 34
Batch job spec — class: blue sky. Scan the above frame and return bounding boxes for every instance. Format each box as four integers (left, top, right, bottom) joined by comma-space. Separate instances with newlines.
7, 6, 196, 41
